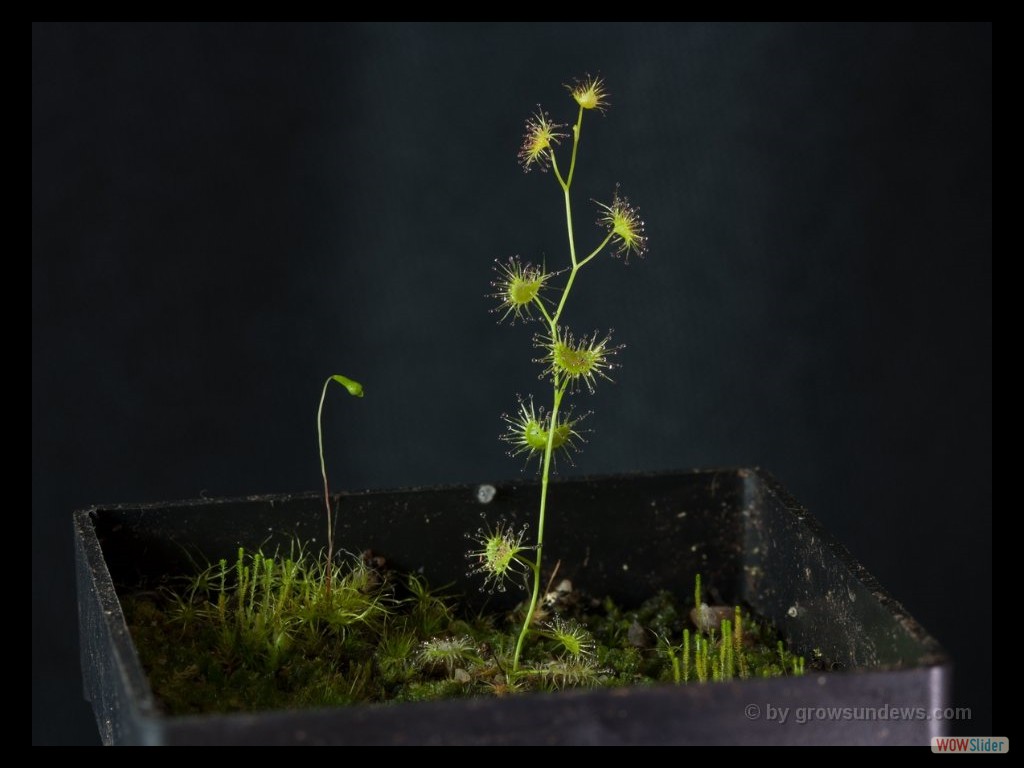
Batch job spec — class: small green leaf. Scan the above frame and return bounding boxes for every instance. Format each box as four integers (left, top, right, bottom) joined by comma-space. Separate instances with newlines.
331, 374, 364, 398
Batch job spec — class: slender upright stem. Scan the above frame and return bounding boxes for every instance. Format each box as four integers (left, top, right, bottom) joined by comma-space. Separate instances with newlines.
317, 377, 335, 596
512, 380, 566, 673
511, 108, 616, 677
566, 106, 584, 188
315, 373, 364, 598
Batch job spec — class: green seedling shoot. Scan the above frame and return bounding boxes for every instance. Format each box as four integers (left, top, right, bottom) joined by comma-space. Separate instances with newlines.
317, 374, 364, 595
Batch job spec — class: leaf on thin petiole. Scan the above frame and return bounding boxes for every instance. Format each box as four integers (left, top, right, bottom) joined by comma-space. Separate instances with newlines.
331, 375, 365, 398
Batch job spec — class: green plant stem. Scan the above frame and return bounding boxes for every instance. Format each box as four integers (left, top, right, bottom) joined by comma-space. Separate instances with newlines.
566, 105, 584, 189
534, 299, 554, 326
551, 231, 615, 324
578, 232, 614, 269
511, 379, 567, 674
316, 374, 364, 599
317, 377, 336, 596
551, 152, 579, 269
511, 109, 615, 678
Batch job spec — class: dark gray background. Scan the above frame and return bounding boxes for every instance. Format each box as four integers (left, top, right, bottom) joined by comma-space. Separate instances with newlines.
33, 22, 991, 744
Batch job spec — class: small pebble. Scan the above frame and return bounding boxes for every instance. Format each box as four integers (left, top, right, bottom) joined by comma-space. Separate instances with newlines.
690, 604, 734, 632
627, 620, 651, 648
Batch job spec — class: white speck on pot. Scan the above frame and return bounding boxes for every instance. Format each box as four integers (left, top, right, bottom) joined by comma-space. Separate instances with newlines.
622, 563, 629, 571
677, 511, 687, 518
476, 484, 497, 504
787, 605, 799, 618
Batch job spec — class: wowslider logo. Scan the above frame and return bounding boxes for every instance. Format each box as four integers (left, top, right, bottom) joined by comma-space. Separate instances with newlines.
931, 737, 1008, 754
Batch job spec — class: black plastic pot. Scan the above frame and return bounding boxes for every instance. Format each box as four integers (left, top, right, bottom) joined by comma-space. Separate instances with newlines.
76, 468, 948, 745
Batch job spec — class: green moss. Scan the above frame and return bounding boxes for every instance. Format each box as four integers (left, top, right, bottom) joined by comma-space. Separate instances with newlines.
124, 553, 808, 714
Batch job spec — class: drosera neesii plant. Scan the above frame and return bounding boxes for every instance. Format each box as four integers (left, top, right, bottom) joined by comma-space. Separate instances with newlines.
468, 75, 648, 678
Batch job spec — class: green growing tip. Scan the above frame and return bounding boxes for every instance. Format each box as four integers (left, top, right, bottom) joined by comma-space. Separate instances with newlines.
331, 374, 365, 398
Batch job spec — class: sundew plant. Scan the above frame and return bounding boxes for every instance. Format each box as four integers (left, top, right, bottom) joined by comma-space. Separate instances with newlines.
470, 76, 648, 677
